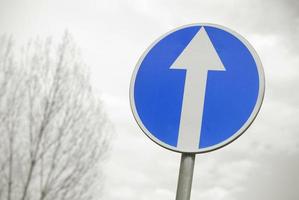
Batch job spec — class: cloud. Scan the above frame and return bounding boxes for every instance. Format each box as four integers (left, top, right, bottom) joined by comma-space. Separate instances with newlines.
100, 0, 299, 199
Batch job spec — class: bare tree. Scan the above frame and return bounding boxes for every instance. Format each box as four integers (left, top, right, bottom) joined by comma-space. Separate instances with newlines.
0, 33, 110, 200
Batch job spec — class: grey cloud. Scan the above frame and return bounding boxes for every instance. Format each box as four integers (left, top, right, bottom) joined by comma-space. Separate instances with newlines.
234, 150, 299, 200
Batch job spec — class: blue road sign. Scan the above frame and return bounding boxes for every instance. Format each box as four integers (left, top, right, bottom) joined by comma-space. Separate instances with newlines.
130, 24, 265, 153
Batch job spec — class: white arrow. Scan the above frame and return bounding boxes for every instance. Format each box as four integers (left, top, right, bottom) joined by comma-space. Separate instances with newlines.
170, 27, 226, 151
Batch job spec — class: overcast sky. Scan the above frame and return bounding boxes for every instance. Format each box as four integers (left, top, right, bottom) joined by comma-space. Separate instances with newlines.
0, 0, 298, 199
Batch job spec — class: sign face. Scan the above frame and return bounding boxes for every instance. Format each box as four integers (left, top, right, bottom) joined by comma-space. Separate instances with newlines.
130, 24, 265, 153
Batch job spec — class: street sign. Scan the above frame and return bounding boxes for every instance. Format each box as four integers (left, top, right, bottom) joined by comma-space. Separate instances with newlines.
130, 24, 264, 153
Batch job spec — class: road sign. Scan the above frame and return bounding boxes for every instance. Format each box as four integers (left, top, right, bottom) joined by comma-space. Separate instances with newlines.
130, 24, 264, 153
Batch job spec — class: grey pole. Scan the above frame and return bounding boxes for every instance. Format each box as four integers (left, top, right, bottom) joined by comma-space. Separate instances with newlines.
175, 153, 196, 200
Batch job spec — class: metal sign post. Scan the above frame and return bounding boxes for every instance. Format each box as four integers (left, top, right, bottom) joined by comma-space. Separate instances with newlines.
176, 153, 196, 200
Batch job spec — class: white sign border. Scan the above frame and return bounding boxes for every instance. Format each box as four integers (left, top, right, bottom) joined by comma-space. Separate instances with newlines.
129, 23, 265, 154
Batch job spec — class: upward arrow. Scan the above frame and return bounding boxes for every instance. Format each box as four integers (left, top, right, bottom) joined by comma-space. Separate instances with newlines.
170, 27, 225, 151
